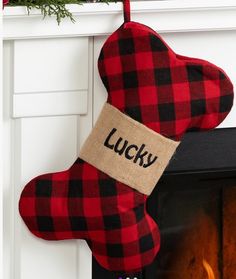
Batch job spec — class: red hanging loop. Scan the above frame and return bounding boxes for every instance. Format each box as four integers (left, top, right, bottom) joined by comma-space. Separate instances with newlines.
123, 0, 131, 22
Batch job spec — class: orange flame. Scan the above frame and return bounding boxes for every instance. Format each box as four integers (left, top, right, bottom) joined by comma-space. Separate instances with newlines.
203, 259, 215, 279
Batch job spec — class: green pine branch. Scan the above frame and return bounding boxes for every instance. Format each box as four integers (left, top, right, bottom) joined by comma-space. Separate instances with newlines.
7, 0, 118, 25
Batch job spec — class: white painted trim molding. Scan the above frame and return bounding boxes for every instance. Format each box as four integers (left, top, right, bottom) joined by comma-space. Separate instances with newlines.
3, 0, 236, 40
13, 90, 88, 118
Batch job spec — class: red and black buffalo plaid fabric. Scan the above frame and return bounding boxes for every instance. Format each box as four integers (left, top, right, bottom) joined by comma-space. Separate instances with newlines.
99, 17, 234, 140
19, 0, 234, 273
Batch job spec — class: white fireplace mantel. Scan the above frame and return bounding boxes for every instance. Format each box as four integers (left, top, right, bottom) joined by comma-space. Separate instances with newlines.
3, 1, 236, 279
3, 0, 236, 40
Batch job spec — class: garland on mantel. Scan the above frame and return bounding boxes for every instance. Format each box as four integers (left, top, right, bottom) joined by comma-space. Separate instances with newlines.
4, 0, 118, 24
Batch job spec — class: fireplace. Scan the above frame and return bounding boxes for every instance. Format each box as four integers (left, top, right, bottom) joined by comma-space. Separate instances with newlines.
92, 128, 236, 279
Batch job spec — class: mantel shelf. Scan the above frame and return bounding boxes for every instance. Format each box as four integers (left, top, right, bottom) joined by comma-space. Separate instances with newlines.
3, 0, 236, 40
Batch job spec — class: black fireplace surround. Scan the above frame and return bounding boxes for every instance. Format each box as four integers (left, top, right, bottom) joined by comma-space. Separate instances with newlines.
93, 128, 236, 279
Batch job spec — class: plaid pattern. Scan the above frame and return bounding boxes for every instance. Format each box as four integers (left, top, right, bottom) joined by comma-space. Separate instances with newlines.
19, 4, 234, 273
19, 158, 160, 271
98, 21, 234, 141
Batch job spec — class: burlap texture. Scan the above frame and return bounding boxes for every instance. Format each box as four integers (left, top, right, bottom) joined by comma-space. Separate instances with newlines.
80, 103, 180, 195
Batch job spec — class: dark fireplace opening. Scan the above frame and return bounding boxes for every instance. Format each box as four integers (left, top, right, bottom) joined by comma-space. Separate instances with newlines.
149, 177, 236, 279
93, 128, 236, 279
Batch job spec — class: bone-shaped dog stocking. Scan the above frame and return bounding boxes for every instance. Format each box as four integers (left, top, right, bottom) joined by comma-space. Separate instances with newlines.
19, 0, 234, 272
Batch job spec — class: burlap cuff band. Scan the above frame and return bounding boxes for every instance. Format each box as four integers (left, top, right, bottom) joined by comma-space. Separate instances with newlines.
79, 103, 180, 195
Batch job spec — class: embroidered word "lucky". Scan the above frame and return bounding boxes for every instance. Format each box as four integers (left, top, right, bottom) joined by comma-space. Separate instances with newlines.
104, 128, 158, 168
